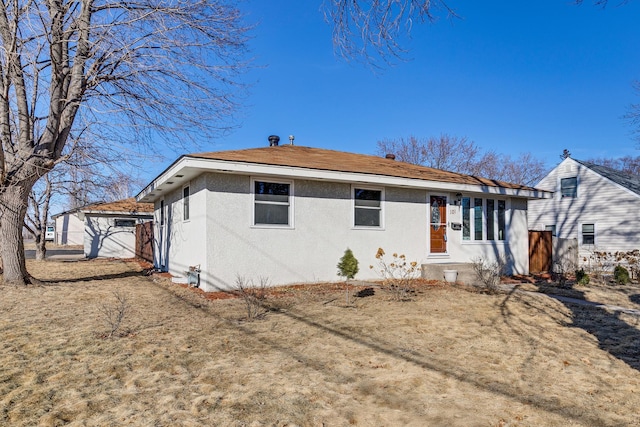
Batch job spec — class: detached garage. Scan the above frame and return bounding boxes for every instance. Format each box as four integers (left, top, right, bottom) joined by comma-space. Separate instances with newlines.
75, 198, 153, 259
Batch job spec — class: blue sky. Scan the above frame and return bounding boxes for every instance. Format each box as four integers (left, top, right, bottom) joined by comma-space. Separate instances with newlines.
149, 0, 640, 178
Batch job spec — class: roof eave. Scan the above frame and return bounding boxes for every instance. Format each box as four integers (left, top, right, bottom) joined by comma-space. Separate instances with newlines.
136, 156, 554, 203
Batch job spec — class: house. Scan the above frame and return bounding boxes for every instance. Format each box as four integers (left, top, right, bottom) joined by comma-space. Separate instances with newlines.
136, 141, 551, 291
52, 209, 85, 245
528, 156, 640, 266
53, 198, 153, 258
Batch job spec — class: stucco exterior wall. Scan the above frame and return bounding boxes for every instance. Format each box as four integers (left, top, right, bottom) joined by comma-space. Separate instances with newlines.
154, 174, 208, 283
150, 172, 530, 291
529, 158, 640, 263
54, 212, 84, 245
84, 214, 152, 258
422, 197, 529, 276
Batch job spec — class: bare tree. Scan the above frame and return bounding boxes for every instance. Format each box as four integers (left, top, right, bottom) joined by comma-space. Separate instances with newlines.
377, 135, 480, 172
377, 135, 548, 186
323, 0, 455, 63
585, 155, 640, 176
24, 174, 54, 261
0, 0, 249, 285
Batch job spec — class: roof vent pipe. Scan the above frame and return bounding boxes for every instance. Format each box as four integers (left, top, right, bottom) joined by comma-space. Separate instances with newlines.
289, 135, 295, 145
268, 135, 280, 146
385, 153, 396, 160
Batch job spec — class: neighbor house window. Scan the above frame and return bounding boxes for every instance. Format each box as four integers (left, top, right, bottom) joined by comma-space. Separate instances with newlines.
561, 177, 577, 198
582, 223, 595, 245
253, 180, 291, 226
545, 224, 556, 237
354, 187, 383, 227
474, 198, 483, 240
183, 186, 190, 221
462, 197, 470, 240
115, 219, 136, 228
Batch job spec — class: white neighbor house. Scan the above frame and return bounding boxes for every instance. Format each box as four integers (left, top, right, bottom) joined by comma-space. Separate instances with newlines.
529, 156, 640, 263
136, 143, 551, 291
54, 198, 153, 258
52, 210, 84, 245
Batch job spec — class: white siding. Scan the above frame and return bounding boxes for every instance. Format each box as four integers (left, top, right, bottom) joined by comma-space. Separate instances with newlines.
84, 215, 152, 258
529, 158, 640, 262
54, 213, 84, 245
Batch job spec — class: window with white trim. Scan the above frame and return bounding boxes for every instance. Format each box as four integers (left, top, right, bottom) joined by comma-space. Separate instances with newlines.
561, 177, 577, 198
473, 198, 483, 240
545, 224, 556, 237
354, 187, 383, 227
253, 180, 291, 226
582, 223, 595, 245
183, 186, 190, 221
462, 197, 506, 241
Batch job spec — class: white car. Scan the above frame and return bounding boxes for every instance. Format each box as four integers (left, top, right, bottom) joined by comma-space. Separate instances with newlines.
45, 226, 55, 242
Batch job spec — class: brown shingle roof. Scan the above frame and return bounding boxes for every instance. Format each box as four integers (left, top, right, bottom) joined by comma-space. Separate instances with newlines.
189, 145, 536, 191
82, 198, 154, 214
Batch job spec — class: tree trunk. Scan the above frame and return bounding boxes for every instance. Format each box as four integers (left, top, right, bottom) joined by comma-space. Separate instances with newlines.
35, 235, 46, 261
0, 185, 32, 285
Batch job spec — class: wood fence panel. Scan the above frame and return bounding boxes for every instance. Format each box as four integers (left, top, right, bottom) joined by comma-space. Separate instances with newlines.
529, 230, 553, 274
136, 221, 154, 263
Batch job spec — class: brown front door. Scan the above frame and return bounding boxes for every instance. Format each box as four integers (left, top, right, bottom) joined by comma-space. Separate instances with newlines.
430, 196, 447, 253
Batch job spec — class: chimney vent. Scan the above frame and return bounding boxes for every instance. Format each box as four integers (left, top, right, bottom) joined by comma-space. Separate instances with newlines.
288, 135, 295, 145
268, 135, 280, 146
385, 153, 396, 160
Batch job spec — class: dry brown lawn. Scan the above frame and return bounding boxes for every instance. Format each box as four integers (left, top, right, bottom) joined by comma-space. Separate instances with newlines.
1, 259, 640, 426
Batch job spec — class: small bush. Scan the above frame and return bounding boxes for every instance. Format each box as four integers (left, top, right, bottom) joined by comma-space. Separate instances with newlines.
99, 290, 132, 338
370, 248, 420, 301
337, 248, 359, 305
471, 257, 506, 293
337, 248, 359, 280
614, 265, 630, 285
235, 275, 269, 320
575, 268, 590, 286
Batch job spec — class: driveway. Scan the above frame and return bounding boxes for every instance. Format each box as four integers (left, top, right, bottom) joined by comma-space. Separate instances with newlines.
25, 246, 84, 260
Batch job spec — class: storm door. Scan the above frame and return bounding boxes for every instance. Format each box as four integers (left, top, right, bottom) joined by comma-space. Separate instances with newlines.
430, 196, 447, 253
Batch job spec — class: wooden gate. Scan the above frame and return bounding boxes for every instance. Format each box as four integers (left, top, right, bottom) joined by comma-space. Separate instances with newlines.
135, 221, 154, 263
529, 230, 552, 274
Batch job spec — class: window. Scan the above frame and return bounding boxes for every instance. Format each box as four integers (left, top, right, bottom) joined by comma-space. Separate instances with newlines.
160, 200, 165, 226
462, 197, 470, 240
254, 180, 291, 226
183, 186, 190, 221
561, 177, 577, 198
462, 197, 506, 241
545, 224, 556, 237
474, 198, 483, 240
582, 223, 595, 245
115, 219, 136, 228
486, 200, 495, 241
354, 188, 382, 227
497, 200, 505, 240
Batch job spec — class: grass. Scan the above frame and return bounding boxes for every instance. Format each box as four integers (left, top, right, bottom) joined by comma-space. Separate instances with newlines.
1, 259, 640, 426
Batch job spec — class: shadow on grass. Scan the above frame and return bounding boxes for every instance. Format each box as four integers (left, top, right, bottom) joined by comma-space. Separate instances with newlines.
526, 281, 640, 372
31, 270, 144, 285
151, 277, 613, 426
